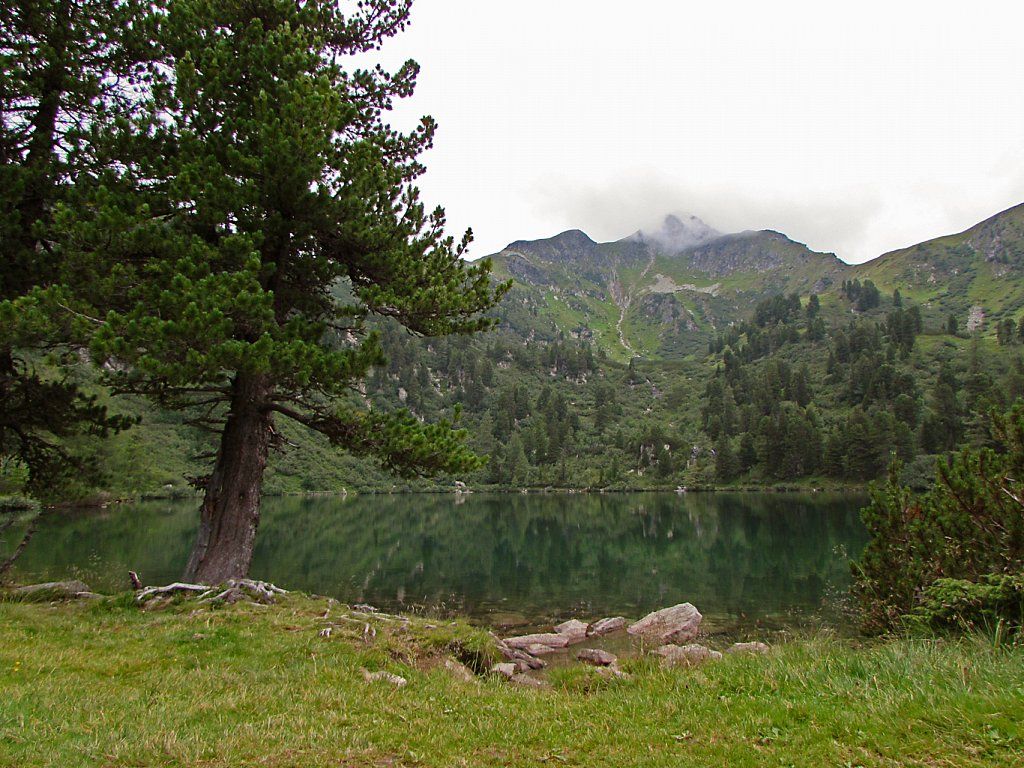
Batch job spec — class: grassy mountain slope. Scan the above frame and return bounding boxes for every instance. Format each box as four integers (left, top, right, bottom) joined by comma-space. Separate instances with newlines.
855, 203, 1024, 329
491, 204, 1024, 360
490, 218, 849, 361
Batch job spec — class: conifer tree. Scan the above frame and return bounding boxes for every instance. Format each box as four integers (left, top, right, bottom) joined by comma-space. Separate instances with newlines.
1, 1, 149, 495
714, 434, 737, 482
63, 0, 508, 581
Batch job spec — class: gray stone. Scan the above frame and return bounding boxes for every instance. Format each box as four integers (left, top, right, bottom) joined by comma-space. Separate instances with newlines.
577, 648, 617, 667
10, 580, 92, 601
495, 640, 546, 669
522, 642, 561, 656
362, 669, 407, 687
510, 673, 549, 688
726, 641, 770, 655
490, 662, 517, 679
627, 603, 702, 644
442, 659, 477, 683
520, 652, 546, 669
587, 616, 627, 636
553, 619, 589, 644
504, 632, 569, 650
654, 643, 722, 667
595, 665, 631, 680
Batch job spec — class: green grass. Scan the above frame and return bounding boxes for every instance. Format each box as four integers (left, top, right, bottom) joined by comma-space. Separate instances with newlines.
1, 595, 1022, 766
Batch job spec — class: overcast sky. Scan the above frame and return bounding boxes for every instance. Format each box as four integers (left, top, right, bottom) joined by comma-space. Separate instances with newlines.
366, 1, 1024, 264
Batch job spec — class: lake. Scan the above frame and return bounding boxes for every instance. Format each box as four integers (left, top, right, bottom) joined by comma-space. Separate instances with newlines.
5, 492, 869, 633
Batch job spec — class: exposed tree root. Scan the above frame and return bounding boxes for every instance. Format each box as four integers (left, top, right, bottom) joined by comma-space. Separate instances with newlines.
134, 578, 288, 607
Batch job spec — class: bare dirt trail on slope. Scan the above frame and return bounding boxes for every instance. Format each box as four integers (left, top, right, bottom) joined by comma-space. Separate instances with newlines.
613, 251, 657, 356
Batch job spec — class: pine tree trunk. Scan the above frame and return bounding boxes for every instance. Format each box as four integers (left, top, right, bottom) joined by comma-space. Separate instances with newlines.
183, 373, 273, 583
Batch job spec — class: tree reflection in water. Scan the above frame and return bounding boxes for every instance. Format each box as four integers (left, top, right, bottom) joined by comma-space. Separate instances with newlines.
7, 492, 868, 630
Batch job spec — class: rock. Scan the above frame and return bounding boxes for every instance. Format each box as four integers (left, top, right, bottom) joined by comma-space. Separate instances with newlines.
595, 665, 631, 680
142, 595, 172, 611
510, 673, 549, 688
627, 603, 702, 644
10, 580, 92, 601
442, 659, 477, 683
654, 644, 722, 667
553, 619, 589, 644
577, 648, 617, 667
495, 639, 546, 669
520, 653, 546, 670
509, 649, 546, 668
522, 643, 561, 657
362, 669, 407, 687
726, 641, 770, 655
504, 633, 569, 651
490, 663, 517, 679
494, 656, 533, 674
587, 616, 627, 636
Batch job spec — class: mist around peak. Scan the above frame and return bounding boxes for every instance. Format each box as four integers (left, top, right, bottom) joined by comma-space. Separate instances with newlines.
627, 213, 725, 252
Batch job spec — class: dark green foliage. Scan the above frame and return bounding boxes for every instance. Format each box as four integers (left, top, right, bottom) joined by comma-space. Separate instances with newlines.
65, 0, 507, 478
0, 1, 149, 497
0, 358, 134, 497
886, 305, 922, 356
753, 293, 802, 327
2, 0, 509, 580
842, 279, 881, 311
907, 572, 1024, 633
713, 434, 738, 482
853, 405, 1024, 634
806, 293, 821, 319
920, 363, 962, 453
997, 318, 1018, 346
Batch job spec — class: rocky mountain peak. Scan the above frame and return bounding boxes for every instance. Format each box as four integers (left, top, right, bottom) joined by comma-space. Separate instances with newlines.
629, 213, 723, 253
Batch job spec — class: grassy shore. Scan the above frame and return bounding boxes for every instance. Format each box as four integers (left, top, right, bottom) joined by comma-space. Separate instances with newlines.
1, 593, 1022, 767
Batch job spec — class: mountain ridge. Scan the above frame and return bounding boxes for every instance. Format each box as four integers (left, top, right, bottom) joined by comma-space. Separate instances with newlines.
487, 202, 1024, 360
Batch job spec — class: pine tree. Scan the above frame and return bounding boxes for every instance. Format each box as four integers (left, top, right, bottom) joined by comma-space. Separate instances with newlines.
920, 364, 961, 453
738, 431, 758, 472
714, 434, 738, 483
853, 404, 1024, 633
1, 2, 148, 495
63, 1, 508, 581
806, 293, 821, 319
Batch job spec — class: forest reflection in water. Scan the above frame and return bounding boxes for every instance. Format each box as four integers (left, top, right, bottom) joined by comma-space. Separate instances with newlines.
7, 492, 868, 630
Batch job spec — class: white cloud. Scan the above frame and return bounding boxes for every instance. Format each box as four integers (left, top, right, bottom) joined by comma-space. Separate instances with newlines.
361, 0, 1024, 264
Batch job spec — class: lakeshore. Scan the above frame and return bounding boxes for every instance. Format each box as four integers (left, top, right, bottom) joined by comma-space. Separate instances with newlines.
1, 590, 1021, 767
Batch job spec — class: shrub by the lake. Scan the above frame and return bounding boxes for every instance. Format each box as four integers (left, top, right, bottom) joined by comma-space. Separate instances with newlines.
907, 573, 1024, 634
853, 404, 1024, 634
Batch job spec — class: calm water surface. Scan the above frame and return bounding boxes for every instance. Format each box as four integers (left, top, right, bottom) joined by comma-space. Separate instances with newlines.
6, 492, 868, 631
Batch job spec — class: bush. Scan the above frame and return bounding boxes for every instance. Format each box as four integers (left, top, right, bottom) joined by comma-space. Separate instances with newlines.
0, 494, 38, 513
852, 404, 1024, 634
906, 572, 1024, 633
0, 457, 29, 495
